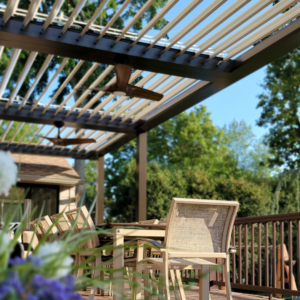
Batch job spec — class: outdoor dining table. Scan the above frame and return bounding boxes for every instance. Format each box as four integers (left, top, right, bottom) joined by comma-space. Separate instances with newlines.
96, 223, 166, 300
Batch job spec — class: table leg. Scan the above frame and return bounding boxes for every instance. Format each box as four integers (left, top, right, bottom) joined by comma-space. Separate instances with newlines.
199, 266, 210, 300
135, 240, 144, 300
113, 229, 124, 300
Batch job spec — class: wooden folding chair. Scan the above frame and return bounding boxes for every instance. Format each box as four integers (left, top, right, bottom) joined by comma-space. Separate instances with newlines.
29, 215, 58, 241
65, 206, 104, 299
22, 230, 39, 257
136, 198, 239, 300
50, 212, 72, 239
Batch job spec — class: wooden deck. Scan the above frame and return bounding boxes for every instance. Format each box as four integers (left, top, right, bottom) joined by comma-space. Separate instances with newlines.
79, 286, 278, 300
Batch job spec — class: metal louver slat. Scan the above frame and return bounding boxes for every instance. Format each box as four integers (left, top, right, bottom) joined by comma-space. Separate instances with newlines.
54, 63, 100, 115
23, 0, 43, 28
224, 2, 300, 61
60, 0, 88, 36
6, 51, 38, 109
95, 0, 132, 43
145, 0, 203, 52
0, 49, 21, 99
193, 0, 274, 59
41, 0, 65, 32
208, 0, 298, 60
41, 60, 84, 114
31, 57, 69, 112
129, 0, 179, 49
113, 0, 156, 45
18, 54, 54, 110
161, 0, 228, 55
176, 0, 250, 57
78, 0, 109, 38
2, 0, 20, 24
66, 65, 115, 115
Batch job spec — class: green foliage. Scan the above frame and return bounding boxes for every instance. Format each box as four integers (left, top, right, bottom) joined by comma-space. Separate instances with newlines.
105, 161, 273, 222
257, 48, 300, 168
223, 120, 272, 178
0, 121, 39, 142
85, 160, 97, 209
100, 106, 274, 222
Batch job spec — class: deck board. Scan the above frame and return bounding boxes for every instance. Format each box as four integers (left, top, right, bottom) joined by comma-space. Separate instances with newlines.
79, 286, 278, 300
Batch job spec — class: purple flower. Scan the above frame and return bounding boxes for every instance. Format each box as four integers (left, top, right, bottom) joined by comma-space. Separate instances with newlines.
29, 274, 83, 300
9, 256, 26, 266
0, 271, 24, 298
26, 294, 38, 300
0, 284, 10, 298
28, 255, 43, 267
0, 261, 83, 300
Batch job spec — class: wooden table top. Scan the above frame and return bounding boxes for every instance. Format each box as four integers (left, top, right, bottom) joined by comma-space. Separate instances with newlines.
96, 222, 166, 230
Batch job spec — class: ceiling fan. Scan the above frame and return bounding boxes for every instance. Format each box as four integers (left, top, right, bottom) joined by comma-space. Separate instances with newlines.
76, 62, 163, 101
43, 121, 96, 146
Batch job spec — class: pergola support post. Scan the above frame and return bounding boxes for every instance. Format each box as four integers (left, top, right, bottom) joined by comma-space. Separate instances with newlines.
96, 156, 105, 224
136, 132, 147, 222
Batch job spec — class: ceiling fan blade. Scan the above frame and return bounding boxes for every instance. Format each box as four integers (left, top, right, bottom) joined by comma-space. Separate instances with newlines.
42, 137, 65, 146
43, 137, 96, 146
127, 85, 163, 101
116, 64, 132, 90
64, 138, 96, 145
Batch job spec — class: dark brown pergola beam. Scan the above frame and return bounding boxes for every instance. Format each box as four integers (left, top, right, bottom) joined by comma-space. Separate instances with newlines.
136, 132, 147, 222
0, 103, 136, 134
0, 142, 97, 159
0, 16, 239, 82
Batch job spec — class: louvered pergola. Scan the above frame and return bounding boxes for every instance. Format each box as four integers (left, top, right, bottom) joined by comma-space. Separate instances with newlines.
1, 0, 300, 221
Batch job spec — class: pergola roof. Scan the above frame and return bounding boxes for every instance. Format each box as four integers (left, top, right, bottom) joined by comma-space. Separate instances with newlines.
0, 0, 300, 159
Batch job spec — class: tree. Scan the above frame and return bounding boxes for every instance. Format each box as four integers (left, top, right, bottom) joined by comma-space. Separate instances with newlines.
106, 161, 273, 221
0, 0, 169, 203
0, 121, 39, 143
223, 120, 272, 178
104, 107, 269, 221
257, 48, 300, 169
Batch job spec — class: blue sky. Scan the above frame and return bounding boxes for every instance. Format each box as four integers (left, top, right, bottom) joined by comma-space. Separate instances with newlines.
202, 66, 268, 139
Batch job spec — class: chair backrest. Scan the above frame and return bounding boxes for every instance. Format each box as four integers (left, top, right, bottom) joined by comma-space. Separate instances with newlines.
50, 212, 71, 237
65, 206, 99, 248
165, 198, 239, 256
29, 216, 58, 241
22, 230, 39, 251
139, 219, 159, 225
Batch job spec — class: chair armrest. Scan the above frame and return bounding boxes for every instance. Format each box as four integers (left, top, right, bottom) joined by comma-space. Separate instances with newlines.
138, 239, 164, 249
229, 245, 236, 254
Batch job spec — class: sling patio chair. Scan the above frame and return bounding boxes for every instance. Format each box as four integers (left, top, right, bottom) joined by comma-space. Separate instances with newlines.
136, 198, 239, 300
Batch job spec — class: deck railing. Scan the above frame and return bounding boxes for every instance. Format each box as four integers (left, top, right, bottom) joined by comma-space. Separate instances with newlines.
182, 212, 300, 298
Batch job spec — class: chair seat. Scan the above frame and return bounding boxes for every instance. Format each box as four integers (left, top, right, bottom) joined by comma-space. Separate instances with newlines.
140, 257, 217, 270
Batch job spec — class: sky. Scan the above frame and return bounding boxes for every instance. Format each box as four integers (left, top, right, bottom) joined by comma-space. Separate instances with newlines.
202, 66, 269, 139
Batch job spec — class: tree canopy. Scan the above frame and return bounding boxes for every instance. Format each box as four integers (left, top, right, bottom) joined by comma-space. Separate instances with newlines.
84, 106, 276, 222
257, 48, 300, 169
